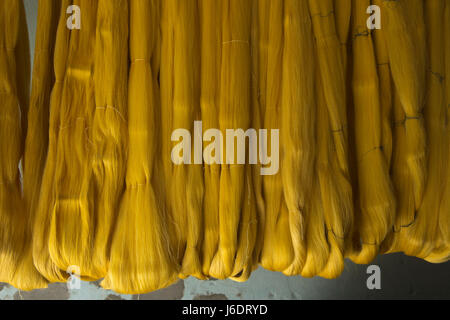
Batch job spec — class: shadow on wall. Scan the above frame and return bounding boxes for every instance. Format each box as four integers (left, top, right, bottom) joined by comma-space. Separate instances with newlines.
1, 253, 449, 300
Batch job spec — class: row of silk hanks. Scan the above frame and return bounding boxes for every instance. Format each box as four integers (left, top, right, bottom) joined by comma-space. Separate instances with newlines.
0, 0, 449, 294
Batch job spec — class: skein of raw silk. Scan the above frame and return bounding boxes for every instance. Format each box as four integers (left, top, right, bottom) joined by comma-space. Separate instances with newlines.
249, 0, 266, 271
437, 0, 450, 259
402, 1, 428, 238
229, 23, 259, 280
444, 0, 450, 250
298, 73, 331, 278
300, 188, 329, 278
372, 0, 393, 167
424, 0, 450, 264
313, 10, 352, 275
229, 169, 258, 282
198, 0, 258, 282
251, 0, 271, 268
435, 0, 450, 262
259, 0, 295, 273
281, 0, 315, 276
259, 0, 294, 273
400, 0, 447, 259
160, 0, 178, 263
209, 0, 253, 279
160, 0, 194, 271
199, 0, 222, 277
384, 91, 415, 254
300, 145, 329, 278
169, 0, 204, 280
0, 0, 31, 286
33, 0, 71, 283
315, 1, 352, 276
23, 0, 59, 269
103, 0, 178, 294
382, 0, 427, 229
307, 0, 353, 263
382, 1, 427, 254
300, 182, 329, 278
90, 0, 128, 279
348, 0, 395, 264
5, 0, 49, 291
308, 0, 351, 181
16, 0, 61, 290
401, 0, 446, 260
231, 0, 266, 280
149, 2, 168, 273
47, 0, 98, 279
315, 72, 351, 279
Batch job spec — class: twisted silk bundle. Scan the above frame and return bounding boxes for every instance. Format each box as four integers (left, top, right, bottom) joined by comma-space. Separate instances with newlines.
0, 0, 448, 293
103, 0, 178, 294
0, 0, 45, 289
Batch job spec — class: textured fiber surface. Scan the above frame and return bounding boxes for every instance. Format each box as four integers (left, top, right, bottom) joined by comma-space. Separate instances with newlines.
1, 0, 446, 300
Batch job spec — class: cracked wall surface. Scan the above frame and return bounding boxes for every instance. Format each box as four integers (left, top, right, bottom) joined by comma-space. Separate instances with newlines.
1, 0, 448, 301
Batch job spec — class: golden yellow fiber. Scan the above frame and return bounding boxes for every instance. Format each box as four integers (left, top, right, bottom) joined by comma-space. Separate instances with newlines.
308, 0, 353, 270
47, 0, 98, 279
102, 0, 178, 294
174, 0, 204, 280
15, 0, 62, 291
160, 0, 178, 263
382, 2, 426, 254
298, 73, 331, 278
281, 0, 316, 276
423, 0, 450, 264
229, 2, 259, 280
315, 72, 350, 279
333, 0, 351, 70
372, 0, 393, 167
160, 0, 206, 279
308, 0, 350, 179
249, 0, 265, 272
437, 0, 450, 258
348, 0, 395, 264
435, 0, 450, 262
209, 0, 253, 279
385, 1, 428, 254
404, 0, 447, 259
301, 182, 329, 278
259, 0, 295, 273
382, 0, 427, 219
0, 0, 34, 287
33, 0, 71, 283
396, 0, 446, 258
229, 169, 258, 282
199, 0, 222, 277
260, 0, 285, 272
383, 91, 414, 254
90, 0, 128, 279
257, 0, 269, 122
9, 0, 50, 291
24, 0, 59, 262
2, 0, 450, 293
